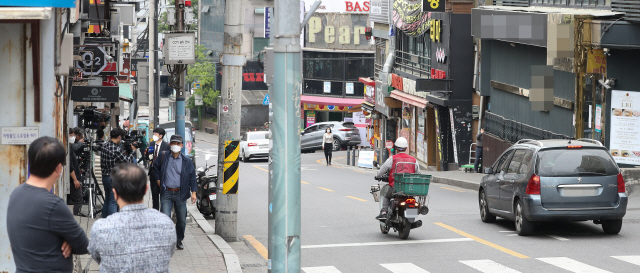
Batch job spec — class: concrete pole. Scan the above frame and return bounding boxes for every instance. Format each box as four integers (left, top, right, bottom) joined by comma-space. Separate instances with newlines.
148, 0, 156, 130
175, 0, 186, 148
269, 0, 303, 271
215, 0, 243, 242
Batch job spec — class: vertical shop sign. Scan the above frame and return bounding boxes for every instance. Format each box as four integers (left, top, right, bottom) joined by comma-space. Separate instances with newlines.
434, 108, 443, 167
306, 110, 316, 128
449, 108, 458, 164
595, 104, 602, 133
610, 90, 640, 165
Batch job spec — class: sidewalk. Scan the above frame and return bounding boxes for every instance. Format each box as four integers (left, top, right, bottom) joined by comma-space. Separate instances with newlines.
331, 153, 484, 191
72, 178, 227, 272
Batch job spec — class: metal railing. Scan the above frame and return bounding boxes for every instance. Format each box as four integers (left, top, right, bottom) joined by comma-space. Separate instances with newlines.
484, 112, 571, 144
394, 49, 431, 79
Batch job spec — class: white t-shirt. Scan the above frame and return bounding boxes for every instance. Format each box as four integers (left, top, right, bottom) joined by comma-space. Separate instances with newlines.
323, 133, 333, 143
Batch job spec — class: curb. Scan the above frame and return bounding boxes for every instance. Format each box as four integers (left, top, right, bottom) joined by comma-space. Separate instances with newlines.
187, 206, 243, 273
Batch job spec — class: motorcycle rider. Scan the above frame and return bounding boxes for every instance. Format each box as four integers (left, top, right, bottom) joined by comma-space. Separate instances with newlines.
375, 137, 420, 220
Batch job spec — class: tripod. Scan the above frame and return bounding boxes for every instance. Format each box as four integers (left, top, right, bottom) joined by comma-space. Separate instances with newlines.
80, 128, 106, 218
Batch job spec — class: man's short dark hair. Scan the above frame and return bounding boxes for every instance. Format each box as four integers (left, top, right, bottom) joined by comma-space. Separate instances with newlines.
110, 129, 125, 139
153, 128, 166, 138
97, 129, 105, 139
111, 163, 147, 203
28, 137, 66, 178
73, 127, 84, 139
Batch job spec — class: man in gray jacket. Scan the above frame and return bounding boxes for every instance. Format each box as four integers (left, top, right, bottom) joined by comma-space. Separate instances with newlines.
474, 128, 484, 173
88, 163, 176, 272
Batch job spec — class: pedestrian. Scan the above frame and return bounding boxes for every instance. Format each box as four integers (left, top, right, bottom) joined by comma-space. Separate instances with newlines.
323, 127, 334, 165
7, 136, 89, 272
88, 163, 176, 272
148, 127, 170, 210
68, 128, 85, 217
153, 134, 197, 250
474, 128, 484, 173
100, 128, 136, 218
137, 130, 149, 168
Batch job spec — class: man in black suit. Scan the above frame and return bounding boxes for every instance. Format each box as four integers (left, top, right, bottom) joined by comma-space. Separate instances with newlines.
148, 128, 170, 210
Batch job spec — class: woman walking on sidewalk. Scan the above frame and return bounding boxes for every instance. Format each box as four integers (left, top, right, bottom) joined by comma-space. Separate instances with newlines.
323, 127, 334, 165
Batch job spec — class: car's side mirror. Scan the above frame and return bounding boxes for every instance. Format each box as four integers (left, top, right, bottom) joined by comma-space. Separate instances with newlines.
373, 161, 379, 168
484, 167, 494, 174
301, 131, 305, 135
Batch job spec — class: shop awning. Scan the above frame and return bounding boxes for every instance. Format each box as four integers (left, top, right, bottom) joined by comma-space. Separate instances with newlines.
119, 83, 133, 103
300, 95, 365, 107
390, 91, 427, 109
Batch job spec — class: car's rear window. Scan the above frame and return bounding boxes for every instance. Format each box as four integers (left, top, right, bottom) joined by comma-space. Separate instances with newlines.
165, 129, 192, 142
536, 148, 618, 177
249, 133, 269, 140
342, 122, 357, 129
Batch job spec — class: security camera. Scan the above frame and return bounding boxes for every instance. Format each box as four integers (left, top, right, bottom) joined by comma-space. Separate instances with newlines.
603, 48, 610, 56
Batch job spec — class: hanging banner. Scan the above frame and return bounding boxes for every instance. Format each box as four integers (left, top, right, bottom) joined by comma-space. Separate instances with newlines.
306, 110, 316, 128
610, 90, 640, 165
392, 0, 431, 37
595, 104, 602, 133
587, 49, 607, 74
449, 108, 458, 164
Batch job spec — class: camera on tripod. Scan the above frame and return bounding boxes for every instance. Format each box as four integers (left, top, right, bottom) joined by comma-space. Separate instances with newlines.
74, 105, 110, 130
122, 130, 142, 154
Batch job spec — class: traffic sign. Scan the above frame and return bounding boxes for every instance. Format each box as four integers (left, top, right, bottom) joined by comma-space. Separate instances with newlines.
193, 82, 202, 89
222, 105, 229, 113
263, 94, 270, 105
385, 140, 394, 149
76, 45, 110, 76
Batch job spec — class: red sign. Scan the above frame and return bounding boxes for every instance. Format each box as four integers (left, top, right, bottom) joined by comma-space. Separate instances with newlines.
222, 105, 229, 113
385, 140, 394, 149
431, 68, 446, 79
243, 73, 264, 82
103, 62, 117, 73
102, 76, 118, 86
345, 1, 370, 12
118, 53, 131, 83
391, 73, 403, 91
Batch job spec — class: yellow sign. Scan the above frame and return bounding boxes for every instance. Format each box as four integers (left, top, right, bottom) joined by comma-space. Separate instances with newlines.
586, 49, 607, 74
223, 140, 240, 194
429, 19, 441, 42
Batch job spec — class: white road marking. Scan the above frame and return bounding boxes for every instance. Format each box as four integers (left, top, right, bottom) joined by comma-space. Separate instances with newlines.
302, 266, 342, 273
537, 257, 612, 273
460, 259, 522, 273
547, 235, 569, 241
301, 238, 473, 249
612, 255, 640, 266
381, 263, 430, 273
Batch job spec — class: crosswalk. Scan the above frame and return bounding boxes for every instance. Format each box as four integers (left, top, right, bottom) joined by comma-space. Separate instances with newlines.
302, 256, 640, 273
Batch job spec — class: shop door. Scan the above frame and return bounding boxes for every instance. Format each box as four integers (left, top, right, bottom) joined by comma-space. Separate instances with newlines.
582, 74, 605, 143
426, 107, 438, 169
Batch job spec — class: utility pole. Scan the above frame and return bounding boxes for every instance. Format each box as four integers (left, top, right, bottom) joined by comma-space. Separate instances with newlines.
268, 0, 320, 271
175, 0, 187, 146
148, 0, 156, 130
215, 0, 243, 242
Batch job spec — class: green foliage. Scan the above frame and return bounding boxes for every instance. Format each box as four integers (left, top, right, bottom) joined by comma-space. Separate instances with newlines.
158, 0, 199, 33
187, 44, 218, 110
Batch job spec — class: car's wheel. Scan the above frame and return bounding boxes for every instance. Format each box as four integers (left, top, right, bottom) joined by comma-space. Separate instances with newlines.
515, 200, 534, 236
242, 150, 249, 163
602, 219, 623, 234
332, 138, 341, 151
479, 190, 496, 223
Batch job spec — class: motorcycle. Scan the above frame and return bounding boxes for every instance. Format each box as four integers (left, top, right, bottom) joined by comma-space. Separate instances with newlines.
371, 161, 430, 239
196, 154, 218, 218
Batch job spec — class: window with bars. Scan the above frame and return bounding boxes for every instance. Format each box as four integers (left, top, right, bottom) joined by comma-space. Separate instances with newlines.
302, 51, 374, 97
530, 0, 610, 7
394, 31, 431, 78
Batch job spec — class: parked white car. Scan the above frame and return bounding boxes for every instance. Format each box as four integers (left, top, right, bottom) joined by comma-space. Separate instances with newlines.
240, 131, 270, 162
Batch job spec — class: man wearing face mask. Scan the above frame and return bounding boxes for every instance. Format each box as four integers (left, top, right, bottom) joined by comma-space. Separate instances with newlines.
153, 134, 197, 250
7, 137, 89, 272
68, 128, 84, 217
148, 128, 170, 210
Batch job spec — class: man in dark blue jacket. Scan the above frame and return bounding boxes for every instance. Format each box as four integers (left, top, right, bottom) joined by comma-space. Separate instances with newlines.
153, 134, 197, 250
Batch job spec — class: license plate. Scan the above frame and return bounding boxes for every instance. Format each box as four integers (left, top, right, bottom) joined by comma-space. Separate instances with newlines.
404, 208, 419, 218
209, 195, 217, 201
259, 145, 268, 149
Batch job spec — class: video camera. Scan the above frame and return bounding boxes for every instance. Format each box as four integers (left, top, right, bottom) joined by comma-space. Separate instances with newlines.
74, 105, 110, 130
122, 130, 142, 155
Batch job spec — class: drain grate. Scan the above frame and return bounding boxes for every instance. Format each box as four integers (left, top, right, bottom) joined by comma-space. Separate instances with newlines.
241, 263, 266, 268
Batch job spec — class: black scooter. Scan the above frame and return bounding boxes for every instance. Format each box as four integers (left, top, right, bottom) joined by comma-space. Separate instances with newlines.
196, 154, 217, 218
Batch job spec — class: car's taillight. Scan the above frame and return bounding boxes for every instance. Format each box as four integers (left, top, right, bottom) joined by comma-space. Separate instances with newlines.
618, 173, 626, 193
339, 129, 350, 131
248, 143, 257, 146
525, 174, 541, 195
567, 145, 583, 149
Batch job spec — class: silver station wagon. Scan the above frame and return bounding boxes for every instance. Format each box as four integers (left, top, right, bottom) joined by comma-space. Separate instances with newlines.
479, 139, 628, 236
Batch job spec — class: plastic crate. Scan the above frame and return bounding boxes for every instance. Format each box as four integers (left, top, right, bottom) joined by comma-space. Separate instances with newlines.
393, 173, 432, 196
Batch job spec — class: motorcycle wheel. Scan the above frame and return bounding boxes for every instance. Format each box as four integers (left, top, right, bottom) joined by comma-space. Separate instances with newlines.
398, 217, 411, 240
197, 198, 212, 217
380, 222, 389, 234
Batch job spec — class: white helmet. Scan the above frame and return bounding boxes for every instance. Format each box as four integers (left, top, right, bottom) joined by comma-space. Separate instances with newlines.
395, 137, 408, 149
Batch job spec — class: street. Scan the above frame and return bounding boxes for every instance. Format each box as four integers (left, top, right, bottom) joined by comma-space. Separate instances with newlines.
194, 136, 640, 272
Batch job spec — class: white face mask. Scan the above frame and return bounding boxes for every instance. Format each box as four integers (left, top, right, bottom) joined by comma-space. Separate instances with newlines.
153, 135, 160, 142
69, 136, 76, 143
170, 145, 181, 153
